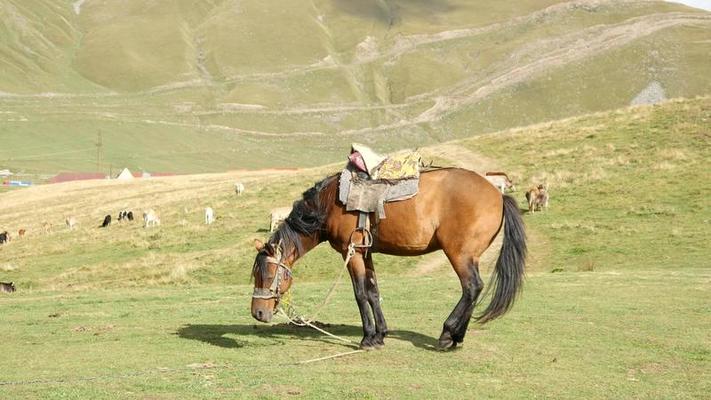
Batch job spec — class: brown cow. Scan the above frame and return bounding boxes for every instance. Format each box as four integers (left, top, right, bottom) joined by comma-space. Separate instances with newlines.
525, 184, 549, 213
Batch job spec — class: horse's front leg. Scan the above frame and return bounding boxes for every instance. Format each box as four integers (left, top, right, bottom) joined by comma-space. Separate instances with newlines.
364, 253, 387, 348
346, 252, 378, 350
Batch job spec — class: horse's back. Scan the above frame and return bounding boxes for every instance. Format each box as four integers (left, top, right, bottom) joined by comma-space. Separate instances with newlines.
367, 168, 503, 255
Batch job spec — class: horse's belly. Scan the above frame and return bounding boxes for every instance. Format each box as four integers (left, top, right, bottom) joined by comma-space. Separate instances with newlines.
372, 218, 438, 255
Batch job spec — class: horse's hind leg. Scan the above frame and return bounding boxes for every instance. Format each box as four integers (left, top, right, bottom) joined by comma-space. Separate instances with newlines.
364, 253, 388, 347
438, 256, 483, 350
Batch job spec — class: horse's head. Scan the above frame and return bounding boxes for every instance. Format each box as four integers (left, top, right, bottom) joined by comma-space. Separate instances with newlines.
251, 239, 293, 323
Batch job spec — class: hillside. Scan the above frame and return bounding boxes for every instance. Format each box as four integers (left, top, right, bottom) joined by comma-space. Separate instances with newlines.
0, 96, 708, 290
1, 98, 709, 399
1, 0, 711, 175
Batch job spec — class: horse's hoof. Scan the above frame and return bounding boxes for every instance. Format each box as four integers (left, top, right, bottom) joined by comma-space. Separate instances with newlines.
437, 339, 455, 351
360, 343, 376, 351
360, 336, 378, 350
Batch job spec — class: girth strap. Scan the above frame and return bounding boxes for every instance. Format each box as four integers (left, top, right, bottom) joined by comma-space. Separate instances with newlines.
357, 211, 368, 231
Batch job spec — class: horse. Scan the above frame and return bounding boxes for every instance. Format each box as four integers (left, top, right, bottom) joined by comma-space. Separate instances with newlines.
0, 281, 15, 293
269, 207, 291, 232
42, 221, 51, 234
0, 231, 9, 244
66, 216, 77, 230
251, 168, 527, 350
127, 211, 134, 221
484, 172, 515, 193
143, 209, 160, 228
235, 182, 245, 196
100, 214, 112, 228
18, 228, 26, 238
205, 207, 215, 224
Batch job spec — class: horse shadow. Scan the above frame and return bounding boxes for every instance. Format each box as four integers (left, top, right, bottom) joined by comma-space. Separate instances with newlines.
176, 323, 440, 351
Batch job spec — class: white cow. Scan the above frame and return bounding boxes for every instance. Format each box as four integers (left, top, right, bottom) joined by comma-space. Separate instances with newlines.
235, 182, 245, 196
484, 172, 515, 194
143, 209, 161, 228
65, 216, 77, 230
270, 207, 291, 232
205, 207, 215, 225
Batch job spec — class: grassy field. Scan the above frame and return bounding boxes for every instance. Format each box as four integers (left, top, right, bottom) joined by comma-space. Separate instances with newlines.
0, 98, 709, 398
1, 271, 708, 399
2, 1, 711, 175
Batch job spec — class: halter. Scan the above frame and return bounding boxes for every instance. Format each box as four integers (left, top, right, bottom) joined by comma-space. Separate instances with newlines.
252, 244, 292, 301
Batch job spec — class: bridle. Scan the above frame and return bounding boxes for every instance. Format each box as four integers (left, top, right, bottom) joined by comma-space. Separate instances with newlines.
252, 245, 292, 301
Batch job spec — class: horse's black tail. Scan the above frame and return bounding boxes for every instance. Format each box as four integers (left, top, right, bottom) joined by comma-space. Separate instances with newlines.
476, 195, 527, 324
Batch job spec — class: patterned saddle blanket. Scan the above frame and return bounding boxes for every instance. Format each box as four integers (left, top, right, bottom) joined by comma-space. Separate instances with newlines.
338, 144, 421, 219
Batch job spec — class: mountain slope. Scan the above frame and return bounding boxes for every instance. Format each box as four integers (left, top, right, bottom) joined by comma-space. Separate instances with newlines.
0, 0, 710, 174
0, 97, 708, 289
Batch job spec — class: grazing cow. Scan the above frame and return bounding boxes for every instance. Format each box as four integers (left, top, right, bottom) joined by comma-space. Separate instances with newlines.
42, 221, 51, 234
205, 207, 215, 225
270, 207, 292, 232
485, 172, 515, 194
127, 211, 134, 221
18, 228, 26, 238
0, 231, 9, 244
525, 184, 549, 213
100, 214, 112, 228
0, 281, 15, 293
143, 209, 160, 228
66, 217, 77, 230
235, 182, 245, 196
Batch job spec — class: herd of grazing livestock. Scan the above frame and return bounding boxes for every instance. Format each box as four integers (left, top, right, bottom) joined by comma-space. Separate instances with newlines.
0, 180, 293, 248
2, 174, 549, 293
483, 171, 550, 213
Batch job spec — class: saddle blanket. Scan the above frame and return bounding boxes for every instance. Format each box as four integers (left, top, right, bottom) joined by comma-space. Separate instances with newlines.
338, 168, 419, 219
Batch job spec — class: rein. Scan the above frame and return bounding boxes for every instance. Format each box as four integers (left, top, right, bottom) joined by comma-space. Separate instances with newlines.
251, 241, 293, 301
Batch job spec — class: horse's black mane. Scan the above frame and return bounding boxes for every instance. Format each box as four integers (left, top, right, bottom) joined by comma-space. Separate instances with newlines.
252, 174, 336, 281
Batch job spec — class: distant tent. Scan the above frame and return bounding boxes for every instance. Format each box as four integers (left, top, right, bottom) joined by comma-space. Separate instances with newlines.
0, 169, 12, 177
115, 168, 134, 180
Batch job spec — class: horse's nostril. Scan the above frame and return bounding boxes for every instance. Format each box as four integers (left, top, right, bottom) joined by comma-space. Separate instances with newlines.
256, 310, 263, 320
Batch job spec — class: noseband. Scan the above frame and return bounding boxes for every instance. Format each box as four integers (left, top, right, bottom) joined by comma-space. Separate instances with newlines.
252, 255, 292, 301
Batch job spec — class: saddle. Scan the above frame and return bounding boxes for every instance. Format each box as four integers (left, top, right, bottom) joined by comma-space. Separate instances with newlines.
338, 143, 421, 219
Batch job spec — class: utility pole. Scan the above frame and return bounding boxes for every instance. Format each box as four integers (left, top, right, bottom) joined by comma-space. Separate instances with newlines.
96, 131, 103, 173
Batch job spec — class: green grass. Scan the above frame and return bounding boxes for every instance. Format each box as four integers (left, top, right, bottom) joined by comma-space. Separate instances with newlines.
1, 98, 709, 398
458, 97, 711, 273
1, 270, 708, 399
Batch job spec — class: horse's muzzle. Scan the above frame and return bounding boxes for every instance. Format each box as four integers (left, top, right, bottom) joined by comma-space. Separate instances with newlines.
252, 308, 273, 323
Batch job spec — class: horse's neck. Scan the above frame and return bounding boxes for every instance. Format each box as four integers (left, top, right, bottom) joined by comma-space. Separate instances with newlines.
286, 233, 322, 265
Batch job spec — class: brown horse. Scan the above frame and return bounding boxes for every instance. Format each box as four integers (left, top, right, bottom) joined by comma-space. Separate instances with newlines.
251, 168, 526, 350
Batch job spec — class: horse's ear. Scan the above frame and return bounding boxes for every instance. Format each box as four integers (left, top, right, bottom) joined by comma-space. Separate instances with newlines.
265, 242, 277, 256
254, 239, 265, 252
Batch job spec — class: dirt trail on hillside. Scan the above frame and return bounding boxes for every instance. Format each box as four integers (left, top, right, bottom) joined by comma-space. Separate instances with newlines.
412, 12, 711, 123
3, 5, 709, 141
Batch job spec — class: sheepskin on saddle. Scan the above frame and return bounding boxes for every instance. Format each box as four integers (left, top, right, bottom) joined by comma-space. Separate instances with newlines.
338, 143, 421, 219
